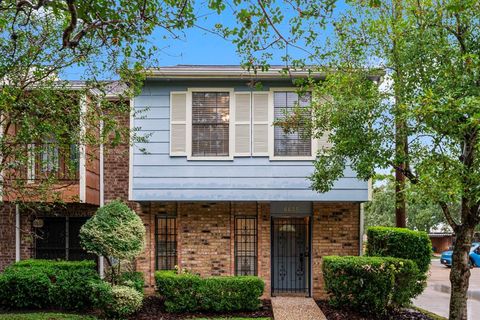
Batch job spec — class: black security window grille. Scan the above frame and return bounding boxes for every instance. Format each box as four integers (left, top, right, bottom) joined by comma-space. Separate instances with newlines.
35, 217, 95, 261
234, 216, 258, 276
192, 92, 230, 156
274, 92, 312, 157
155, 215, 177, 270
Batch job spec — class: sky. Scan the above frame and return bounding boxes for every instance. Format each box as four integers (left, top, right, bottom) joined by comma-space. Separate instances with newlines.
63, 1, 350, 80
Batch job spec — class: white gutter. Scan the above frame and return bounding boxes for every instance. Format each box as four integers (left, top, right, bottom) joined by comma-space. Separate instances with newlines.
15, 204, 20, 262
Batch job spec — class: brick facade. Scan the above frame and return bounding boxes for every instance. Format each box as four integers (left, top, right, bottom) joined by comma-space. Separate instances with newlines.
131, 200, 360, 298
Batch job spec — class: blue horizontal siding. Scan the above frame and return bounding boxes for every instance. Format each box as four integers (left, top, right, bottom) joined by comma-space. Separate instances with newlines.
131, 79, 369, 202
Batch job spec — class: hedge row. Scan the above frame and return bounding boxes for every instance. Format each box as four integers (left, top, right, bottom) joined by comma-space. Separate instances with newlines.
0, 260, 100, 310
366, 226, 432, 273
155, 271, 264, 313
323, 256, 422, 315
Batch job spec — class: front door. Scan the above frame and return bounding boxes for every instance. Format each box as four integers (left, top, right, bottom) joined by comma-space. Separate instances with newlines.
271, 217, 310, 296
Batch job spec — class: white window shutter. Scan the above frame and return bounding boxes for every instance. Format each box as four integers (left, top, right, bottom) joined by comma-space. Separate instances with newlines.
170, 92, 187, 156
252, 92, 269, 155
234, 92, 251, 156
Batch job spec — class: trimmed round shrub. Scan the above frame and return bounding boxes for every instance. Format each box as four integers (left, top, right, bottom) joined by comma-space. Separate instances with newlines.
323, 256, 423, 315
366, 226, 432, 273
80, 200, 146, 261
90, 282, 143, 319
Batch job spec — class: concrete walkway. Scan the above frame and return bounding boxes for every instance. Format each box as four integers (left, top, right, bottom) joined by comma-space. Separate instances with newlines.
271, 296, 327, 320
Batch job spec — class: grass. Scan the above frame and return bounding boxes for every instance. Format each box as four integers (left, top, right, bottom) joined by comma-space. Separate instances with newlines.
0, 313, 96, 320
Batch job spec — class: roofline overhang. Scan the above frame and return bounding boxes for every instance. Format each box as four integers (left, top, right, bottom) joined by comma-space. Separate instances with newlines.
144, 67, 385, 83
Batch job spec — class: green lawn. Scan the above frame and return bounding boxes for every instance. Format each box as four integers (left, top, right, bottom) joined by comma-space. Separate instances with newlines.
0, 313, 96, 320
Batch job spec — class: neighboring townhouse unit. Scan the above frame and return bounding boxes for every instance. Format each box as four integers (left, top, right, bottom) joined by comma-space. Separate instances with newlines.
0, 65, 378, 299
0, 84, 120, 270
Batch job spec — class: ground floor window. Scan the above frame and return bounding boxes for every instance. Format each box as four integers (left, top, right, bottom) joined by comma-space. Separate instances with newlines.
155, 215, 177, 270
34, 216, 94, 260
234, 215, 258, 276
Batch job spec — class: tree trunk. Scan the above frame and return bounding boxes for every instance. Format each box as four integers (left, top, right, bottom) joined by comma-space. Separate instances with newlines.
449, 225, 474, 320
395, 167, 406, 228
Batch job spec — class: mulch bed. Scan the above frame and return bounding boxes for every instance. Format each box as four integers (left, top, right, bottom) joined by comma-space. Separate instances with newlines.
316, 300, 438, 320
130, 296, 273, 320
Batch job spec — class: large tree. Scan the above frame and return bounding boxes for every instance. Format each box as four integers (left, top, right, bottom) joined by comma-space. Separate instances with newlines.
0, 1, 196, 203
217, 1, 479, 319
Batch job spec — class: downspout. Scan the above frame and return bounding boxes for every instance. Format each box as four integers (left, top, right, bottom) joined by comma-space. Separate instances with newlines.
359, 203, 365, 256
15, 204, 20, 262
98, 117, 105, 278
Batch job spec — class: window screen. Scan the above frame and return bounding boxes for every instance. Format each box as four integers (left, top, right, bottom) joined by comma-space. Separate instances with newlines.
192, 92, 230, 156
234, 216, 258, 276
274, 92, 312, 156
156, 215, 177, 270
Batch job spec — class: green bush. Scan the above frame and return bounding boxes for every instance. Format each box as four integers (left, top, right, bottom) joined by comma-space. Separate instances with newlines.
0, 260, 100, 310
323, 256, 422, 315
0, 268, 52, 308
366, 226, 432, 273
199, 276, 264, 312
155, 271, 202, 313
80, 201, 146, 261
90, 282, 143, 319
155, 271, 264, 313
119, 271, 144, 294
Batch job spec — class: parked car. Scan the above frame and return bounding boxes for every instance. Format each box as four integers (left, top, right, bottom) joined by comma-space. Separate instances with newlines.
441, 242, 480, 267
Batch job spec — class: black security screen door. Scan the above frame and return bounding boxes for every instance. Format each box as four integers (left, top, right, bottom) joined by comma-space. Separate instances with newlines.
271, 217, 310, 296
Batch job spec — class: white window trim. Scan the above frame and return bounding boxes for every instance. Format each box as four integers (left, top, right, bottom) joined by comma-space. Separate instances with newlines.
234, 91, 252, 157
186, 88, 235, 161
251, 92, 269, 157
268, 88, 318, 161
169, 91, 188, 156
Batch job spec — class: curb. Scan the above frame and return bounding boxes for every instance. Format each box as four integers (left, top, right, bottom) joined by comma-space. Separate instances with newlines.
432, 284, 480, 301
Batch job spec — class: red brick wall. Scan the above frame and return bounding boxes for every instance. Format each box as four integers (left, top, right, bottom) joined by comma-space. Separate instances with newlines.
312, 202, 360, 298
133, 201, 360, 298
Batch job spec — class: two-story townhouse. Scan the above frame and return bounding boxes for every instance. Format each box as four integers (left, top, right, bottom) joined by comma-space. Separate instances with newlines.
122, 65, 378, 298
0, 65, 379, 299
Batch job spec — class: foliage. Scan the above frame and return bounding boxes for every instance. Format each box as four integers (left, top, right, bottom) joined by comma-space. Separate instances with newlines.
155, 271, 264, 313
323, 256, 422, 315
119, 271, 145, 294
365, 175, 451, 233
0, 0, 198, 205
367, 226, 432, 274
80, 200, 145, 284
218, 0, 480, 318
0, 267, 52, 309
0, 260, 101, 310
90, 282, 143, 319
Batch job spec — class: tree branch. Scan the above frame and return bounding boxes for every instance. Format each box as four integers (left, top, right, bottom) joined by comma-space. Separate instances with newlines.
440, 202, 459, 231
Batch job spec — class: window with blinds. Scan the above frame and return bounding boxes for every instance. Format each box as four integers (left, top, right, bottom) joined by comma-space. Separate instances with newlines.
273, 92, 312, 157
192, 92, 230, 156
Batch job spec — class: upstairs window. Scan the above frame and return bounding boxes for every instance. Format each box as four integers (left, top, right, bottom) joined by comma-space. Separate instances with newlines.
273, 92, 312, 157
192, 92, 230, 157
